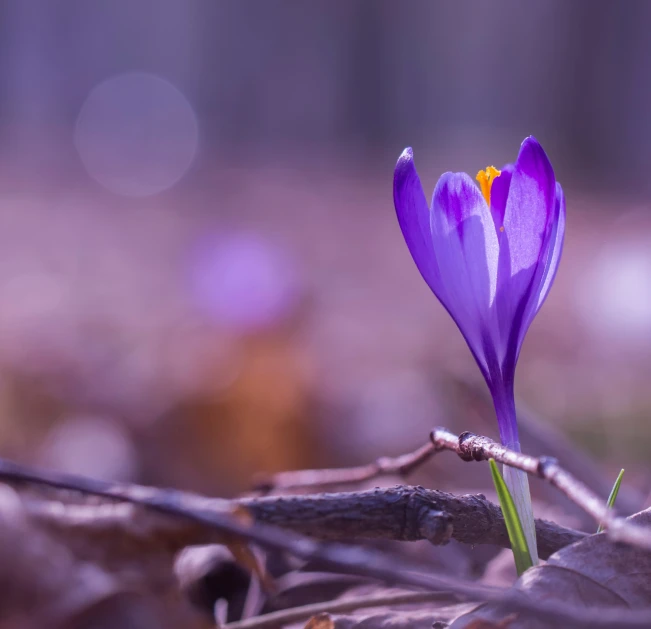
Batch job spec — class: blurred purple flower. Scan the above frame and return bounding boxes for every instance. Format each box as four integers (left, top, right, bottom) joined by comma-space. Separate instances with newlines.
393, 136, 566, 561
190, 233, 301, 332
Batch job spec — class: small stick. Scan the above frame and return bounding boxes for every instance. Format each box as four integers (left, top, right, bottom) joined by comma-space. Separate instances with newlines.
430, 427, 651, 550
254, 442, 436, 492
222, 591, 455, 629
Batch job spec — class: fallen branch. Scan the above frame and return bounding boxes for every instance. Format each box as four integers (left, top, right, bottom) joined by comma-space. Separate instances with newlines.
430, 428, 651, 551
239, 486, 584, 560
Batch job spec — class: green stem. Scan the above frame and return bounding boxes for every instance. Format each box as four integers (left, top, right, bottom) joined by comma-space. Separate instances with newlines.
490, 381, 538, 565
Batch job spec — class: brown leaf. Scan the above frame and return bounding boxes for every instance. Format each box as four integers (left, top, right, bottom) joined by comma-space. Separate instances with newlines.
287, 586, 474, 629
449, 509, 651, 628
305, 612, 335, 629
224, 505, 275, 594
0, 485, 212, 629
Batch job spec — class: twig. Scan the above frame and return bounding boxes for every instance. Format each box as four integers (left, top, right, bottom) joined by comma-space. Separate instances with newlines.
254, 442, 436, 492
430, 427, 651, 551
221, 591, 454, 629
449, 378, 643, 516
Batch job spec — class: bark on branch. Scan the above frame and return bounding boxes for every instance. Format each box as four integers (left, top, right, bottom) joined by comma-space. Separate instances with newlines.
239, 486, 584, 560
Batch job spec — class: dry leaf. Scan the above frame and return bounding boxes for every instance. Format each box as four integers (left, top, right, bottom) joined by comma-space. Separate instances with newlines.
305, 612, 335, 629
223, 505, 275, 593
286, 586, 474, 629
449, 509, 651, 628
0, 484, 215, 629
297, 603, 474, 629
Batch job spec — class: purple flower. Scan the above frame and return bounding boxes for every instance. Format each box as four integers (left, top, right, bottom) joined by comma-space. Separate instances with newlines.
393, 136, 566, 562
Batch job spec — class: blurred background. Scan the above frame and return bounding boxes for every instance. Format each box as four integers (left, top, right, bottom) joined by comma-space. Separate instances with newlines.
0, 0, 649, 502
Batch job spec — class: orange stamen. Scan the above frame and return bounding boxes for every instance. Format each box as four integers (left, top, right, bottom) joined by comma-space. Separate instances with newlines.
476, 166, 501, 206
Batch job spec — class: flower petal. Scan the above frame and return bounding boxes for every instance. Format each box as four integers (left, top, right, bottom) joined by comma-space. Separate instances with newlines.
430, 172, 499, 369
393, 148, 442, 295
502, 136, 556, 275
535, 181, 566, 311
511, 181, 566, 361
494, 137, 557, 369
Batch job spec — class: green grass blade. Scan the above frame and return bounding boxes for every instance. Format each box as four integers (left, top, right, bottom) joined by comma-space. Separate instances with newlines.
597, 468, 624, 533
489, 458, 533, 576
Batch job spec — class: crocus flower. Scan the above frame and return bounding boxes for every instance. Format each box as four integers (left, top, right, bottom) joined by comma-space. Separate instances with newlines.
393, 136, 565, 563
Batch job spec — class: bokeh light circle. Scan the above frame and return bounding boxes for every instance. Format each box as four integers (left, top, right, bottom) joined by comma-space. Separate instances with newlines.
190, 233, 302, 332
74, 72, 199, 197
39, 415, 137, 481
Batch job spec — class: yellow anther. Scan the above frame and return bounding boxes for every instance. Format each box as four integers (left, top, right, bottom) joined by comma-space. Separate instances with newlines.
476, 166, 501, 207
499, 226, 504, 232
